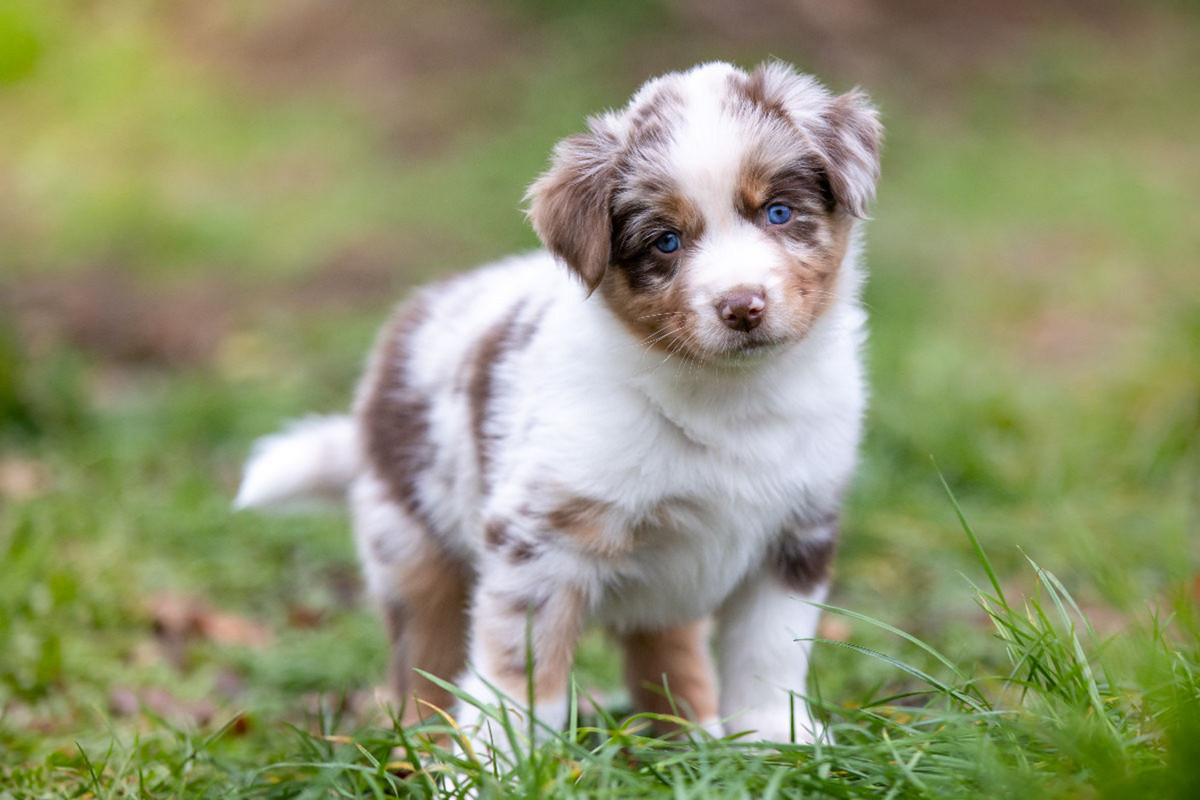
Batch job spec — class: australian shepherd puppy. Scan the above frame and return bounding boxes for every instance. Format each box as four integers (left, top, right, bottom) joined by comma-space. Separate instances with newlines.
237, 60, 882, 748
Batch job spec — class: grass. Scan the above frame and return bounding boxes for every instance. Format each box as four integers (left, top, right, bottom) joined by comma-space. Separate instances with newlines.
1, 0, 1197, 796
6, 512, 1200, 798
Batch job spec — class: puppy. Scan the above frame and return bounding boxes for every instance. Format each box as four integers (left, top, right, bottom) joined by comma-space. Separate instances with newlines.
237, 60, 881, 747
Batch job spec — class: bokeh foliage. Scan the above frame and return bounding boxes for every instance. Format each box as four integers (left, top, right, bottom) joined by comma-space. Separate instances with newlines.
1, 0, 1197, 795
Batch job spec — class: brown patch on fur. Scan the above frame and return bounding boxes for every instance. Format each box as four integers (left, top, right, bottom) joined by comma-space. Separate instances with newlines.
626, 84, 684, 151
737, 160, 835, 222
483, 518, 508, 549
655, 193, 705, 241
597, 251, 699, 359
358, 300, 439, 534
772, 517, 839, 593
736, 164, 773, 218
541, 494, 702, 558
544, 495, 631, 557
728, 67, 790, 122
383, 600, 410, 709
466, 302, 538, 489
383, 544, 472, 726
619, 621, 719, 728
484, 518, 540, 562
545, 495, 609, 531
527, 130, 621, 293
467, 316, 513, 464
476, 583, 586, 699
508, 540, 538, 563
777, 213, 854, 332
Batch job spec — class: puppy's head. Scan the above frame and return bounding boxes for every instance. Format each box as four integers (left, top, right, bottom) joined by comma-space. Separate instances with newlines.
527, 61, 882, 363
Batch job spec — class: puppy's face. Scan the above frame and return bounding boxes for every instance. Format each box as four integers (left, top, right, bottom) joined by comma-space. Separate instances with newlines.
528, 62, 882, 363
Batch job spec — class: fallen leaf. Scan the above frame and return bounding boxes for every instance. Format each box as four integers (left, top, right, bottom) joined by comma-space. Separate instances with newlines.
287, 605, 325, 629
147, 592, 273, 649
198, 609, 273, 648
226, 713, 252, 736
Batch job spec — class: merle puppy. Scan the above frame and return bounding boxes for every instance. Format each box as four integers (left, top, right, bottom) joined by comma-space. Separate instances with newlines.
237, 60, 882, 748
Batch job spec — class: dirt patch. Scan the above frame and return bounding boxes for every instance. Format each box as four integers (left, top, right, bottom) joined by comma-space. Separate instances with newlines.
163, 0, 528, 155
3, 269, 234, 368
281, 238, 413, 313
0, 245, 408, 370
672, 0, 1135, 90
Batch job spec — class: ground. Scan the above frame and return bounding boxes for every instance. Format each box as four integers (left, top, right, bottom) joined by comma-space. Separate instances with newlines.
1, 0, 1198, 797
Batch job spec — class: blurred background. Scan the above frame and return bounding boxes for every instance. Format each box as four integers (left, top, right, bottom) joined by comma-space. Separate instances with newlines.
0, 0, 1196, 766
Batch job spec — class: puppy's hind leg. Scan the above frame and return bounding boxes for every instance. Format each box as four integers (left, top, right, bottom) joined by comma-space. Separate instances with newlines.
618, 620, 721, 737
379, 554, 471, 727
351, 473, 471, 727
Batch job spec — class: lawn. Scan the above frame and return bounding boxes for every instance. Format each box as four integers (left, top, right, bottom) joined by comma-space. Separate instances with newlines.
1, 1, 1198, 797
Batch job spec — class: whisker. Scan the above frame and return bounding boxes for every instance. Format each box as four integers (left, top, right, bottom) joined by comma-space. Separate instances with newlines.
663, 329, 702, 383
638, 328, 677, 350
635, 311, 690, 321
646, 320, 691, 376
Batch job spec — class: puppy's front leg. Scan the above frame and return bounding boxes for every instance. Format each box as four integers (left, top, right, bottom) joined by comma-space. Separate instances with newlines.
716, 520, 837, 744
455, 522, 587, 756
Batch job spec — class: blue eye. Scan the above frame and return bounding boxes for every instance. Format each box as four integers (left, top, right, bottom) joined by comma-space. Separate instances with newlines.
654, 232, 681, 253
766, 203, 792, 225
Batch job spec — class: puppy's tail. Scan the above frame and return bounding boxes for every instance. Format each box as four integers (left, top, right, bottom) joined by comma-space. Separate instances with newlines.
234, 415, 361, 511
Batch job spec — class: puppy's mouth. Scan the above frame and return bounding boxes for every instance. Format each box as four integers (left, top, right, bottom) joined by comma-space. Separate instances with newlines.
721, 335, 785, 358
700, 329, 791, 363
638, 316, 794, 365
731, 336, 777, 351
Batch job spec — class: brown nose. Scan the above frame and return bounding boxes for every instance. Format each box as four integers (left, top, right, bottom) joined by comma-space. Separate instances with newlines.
717, 290, 766, 332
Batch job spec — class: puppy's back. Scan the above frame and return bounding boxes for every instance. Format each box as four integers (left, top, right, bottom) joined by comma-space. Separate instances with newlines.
352, 251, 574, 548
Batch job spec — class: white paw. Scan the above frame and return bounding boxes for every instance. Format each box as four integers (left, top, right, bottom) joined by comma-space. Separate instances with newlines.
452, 700, 516, 763
449, 674, 568, 763
732, 707, 828, 745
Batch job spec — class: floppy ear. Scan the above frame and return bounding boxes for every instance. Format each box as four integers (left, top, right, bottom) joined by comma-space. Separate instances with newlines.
811, 90, 883, 219
526, 129, 619, 294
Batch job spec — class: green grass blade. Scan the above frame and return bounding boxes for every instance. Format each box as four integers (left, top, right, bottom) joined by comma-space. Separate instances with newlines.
934, 459, 1007, 605
811, 638, 991, 714
1025, 555, 1120, 739
805, 599, 975, 685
